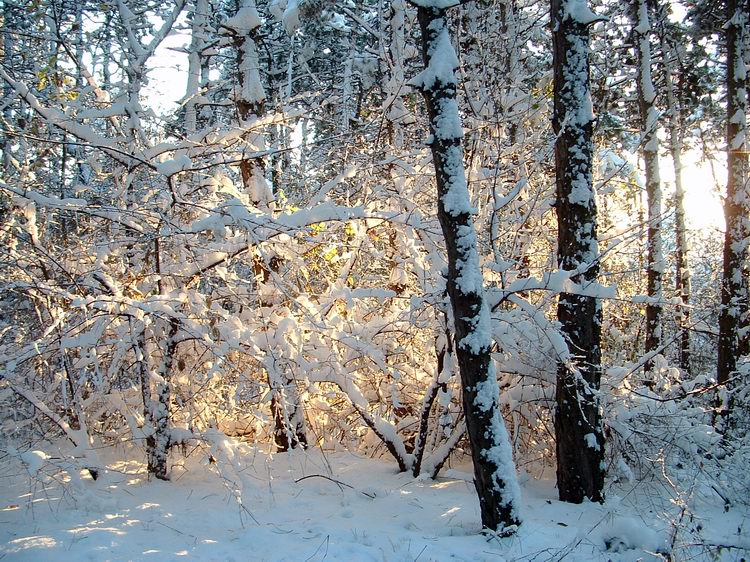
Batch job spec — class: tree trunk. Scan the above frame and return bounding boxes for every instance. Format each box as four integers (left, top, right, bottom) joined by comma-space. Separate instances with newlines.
226, 0, 273, 209
416, 5, 521, 535
657, 16, 691, 373
227, 1, 306, 450
148, 317, 179, 480
412, 313, 452, 478
184, 0, 208, 136
551, 0, 605, 504
132, 324, 169, 480
718, 0, 749, 388
1, 2, 12, 173
633, 0, 664, 376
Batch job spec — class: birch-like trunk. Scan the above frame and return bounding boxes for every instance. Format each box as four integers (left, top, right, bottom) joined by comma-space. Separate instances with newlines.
657, 15, 691, 373
184, 0, 208, 136
551, 0, 605, 504
415, 4, 521, 534
132, 323, 170, 480
633, 0, 664, 376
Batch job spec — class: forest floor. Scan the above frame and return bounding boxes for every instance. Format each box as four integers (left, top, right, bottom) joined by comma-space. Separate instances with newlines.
0, 441, 747, 561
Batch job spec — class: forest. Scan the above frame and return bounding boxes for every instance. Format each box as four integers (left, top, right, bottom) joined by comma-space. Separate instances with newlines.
0, 0, 748, 560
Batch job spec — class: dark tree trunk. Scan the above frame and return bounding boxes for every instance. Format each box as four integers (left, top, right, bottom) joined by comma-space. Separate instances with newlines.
2, 2, 14, 173
416, 5, 520, 534
718, 0, 749, 388
551, 0, 605, 504
268, 374, 308, 452
228, 2, 305, 449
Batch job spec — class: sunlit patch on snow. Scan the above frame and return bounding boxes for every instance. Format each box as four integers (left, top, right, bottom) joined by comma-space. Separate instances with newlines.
69, 524, 127, 536
109, 459, 147, 475
430, 480, 462, 489
441, 506, 461, 517
137, 502, 161, 510
6, 535, 58, 551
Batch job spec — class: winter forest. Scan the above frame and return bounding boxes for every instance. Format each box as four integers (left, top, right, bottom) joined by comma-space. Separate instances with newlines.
0, 0, 748, 559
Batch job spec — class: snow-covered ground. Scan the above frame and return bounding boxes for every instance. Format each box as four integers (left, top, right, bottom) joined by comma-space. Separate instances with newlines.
0, 443, 747, 561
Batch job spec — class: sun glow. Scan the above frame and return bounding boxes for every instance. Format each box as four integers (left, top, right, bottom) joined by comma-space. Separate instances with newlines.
674, 155, 726, 232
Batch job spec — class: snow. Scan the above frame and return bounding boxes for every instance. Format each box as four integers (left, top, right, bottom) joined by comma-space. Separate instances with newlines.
409, 0, 460, 7
564, 0, 600, 25
223, 5, 262, 32
18, 450, 50, 474
156, 155, 192, 176
410, 18, 459, 91
280, 0, 301, 34
3, 445, 739, 561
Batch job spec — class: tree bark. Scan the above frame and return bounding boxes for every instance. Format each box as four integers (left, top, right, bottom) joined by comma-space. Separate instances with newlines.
132, 324, 169, 480
551, 0, 605, 504
718, 0, 749, 387
225, 0, 273, 209
633, 0, 664, 376
657, 14, 691, 374
184, 0, 208, 136
416, 4, 521, 534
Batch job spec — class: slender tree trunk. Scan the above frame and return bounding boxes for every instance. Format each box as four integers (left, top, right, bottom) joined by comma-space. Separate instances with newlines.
149, 317, 179, 480
2, 3, 14, 173
185, 0, 208, 136
72, 2, 90, 189
132, 323, 169, 480
551, 0, 605, 504
385, 0, 407, 150
633, 0, 664, 376
102, 12, 112, 90
416, 5, 521, 534
226, 0, 273, 209
718, 0, 750, 387
658, 20, 691, 373
412, 313, 452, 478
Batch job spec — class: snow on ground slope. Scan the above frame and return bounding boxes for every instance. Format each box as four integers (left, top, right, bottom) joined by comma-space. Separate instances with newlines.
0, 444, 747, 561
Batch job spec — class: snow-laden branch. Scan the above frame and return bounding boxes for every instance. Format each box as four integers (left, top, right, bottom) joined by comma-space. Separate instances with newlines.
0, 180, 148, 232
487, 270, 617, 307
308, 365, 413, 472
0, 67, 152, 169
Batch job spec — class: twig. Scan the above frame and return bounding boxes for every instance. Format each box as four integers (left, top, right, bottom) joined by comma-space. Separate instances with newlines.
304, 535, 330, 562
294, 474, 376, 499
